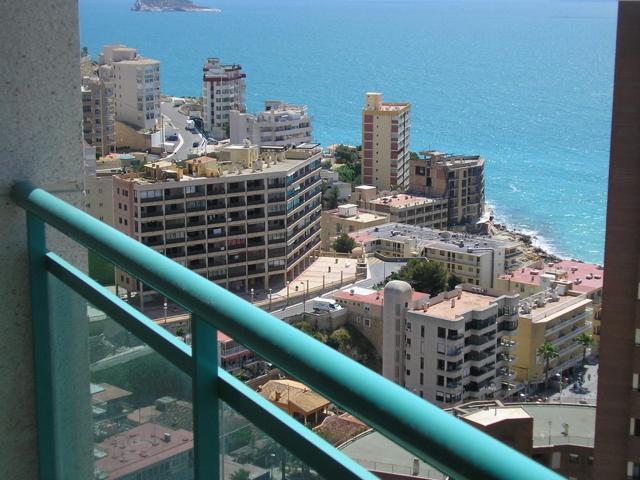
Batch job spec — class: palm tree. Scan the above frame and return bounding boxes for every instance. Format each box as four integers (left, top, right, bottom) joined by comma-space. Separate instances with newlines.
575, 333, 595, 364
537, 342, 559, 390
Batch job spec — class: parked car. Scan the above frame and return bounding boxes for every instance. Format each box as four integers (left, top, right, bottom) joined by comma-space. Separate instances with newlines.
166, 134, 178, 142
192, 141, 200, 148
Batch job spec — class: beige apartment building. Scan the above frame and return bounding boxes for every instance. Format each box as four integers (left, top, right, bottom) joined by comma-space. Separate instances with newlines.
98, 44, 161, 131
410, 151, 485, 228
230, 100, 313, 147
513, 290, 593, 391
81, 76, 116, 157
380, 281, 520, 407
320, 204, 387, 250
202, 58, 246, 139
353, 185, 448, 229
112, 143, 323, 305
361, 93, 411, 191
351, 223, 522, 288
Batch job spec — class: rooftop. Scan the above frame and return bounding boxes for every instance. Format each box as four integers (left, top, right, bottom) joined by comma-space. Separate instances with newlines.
519, 292, 592, 324
499, 260, 603, 295
334, 287, 428, 307
324, 208, 387, 223
258, 379, 330, 414
350, 223, 520, 254
368, 193, 440, 209
414, 290, 496, 321
416, 150, 484, 168
94, 423, 193, 478
91, 383, 132, 404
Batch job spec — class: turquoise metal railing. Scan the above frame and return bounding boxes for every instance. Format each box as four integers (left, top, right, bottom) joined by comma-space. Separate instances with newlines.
12, 182, 565, 480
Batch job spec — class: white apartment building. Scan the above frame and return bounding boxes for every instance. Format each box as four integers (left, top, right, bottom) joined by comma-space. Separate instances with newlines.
81, 76, 116, 156
202, 58, 246, 139
112, 143, 323, 306
351, 223, 522, 288
230, 100, 313, 147
361, 92, 411, 191
382, 281, 520, 407
98, 44, 160, 131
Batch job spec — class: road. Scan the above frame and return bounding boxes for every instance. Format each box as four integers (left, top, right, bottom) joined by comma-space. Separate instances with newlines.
160, 101, 205, 161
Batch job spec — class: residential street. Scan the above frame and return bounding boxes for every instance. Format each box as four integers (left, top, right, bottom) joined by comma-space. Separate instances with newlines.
160, 101, 205, 161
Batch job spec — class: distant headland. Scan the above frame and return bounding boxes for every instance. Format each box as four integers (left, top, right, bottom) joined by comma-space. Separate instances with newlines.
132, 0, 221, 12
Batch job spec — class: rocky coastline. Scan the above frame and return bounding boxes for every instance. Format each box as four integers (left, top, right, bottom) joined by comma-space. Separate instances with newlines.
491, 223, 563, 265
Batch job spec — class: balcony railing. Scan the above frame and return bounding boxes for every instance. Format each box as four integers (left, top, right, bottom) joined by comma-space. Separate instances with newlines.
12, 182, 563, 480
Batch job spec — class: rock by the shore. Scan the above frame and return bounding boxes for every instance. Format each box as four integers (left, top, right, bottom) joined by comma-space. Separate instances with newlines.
132, 0, 220, 12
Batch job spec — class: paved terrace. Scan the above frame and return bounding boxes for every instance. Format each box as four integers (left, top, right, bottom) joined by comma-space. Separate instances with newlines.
499, 260, 604, 295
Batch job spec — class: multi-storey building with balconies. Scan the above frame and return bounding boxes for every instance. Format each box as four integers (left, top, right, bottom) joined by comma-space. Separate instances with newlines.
381, 281, 520, 407
513, 289, 593, 392
112, 143, 322, 305
361, 92, 411, 191
98, 44, 161, 131
409, 151, 485, 229
202, 58, 246, 139
352, 185, 448, 230
350, 223, 522, 288
81, 76, 116, 157
230, 100, 313, 147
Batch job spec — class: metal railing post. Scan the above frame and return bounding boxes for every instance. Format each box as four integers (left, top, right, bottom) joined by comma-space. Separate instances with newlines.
192, 314, 220, 479
27, 212, 57, 480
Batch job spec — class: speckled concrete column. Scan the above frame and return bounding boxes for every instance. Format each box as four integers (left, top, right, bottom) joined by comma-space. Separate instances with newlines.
0, 1, 93, 478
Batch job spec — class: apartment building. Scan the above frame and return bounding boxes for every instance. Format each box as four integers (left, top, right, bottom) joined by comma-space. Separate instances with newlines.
230, 100, 312, 147
320, 204, 387, 250
513, 289, 593, 390
350, 223, 522, 288
202, 58, 246, 139
361, 92, 411, 191
497, 259, 603, 343
381, 281, 519, 407
97, 45, 160, 132
81, 75, 116, 156
353, 185, 448, 229
410, 151, 486, 228
112, 143, 323, 305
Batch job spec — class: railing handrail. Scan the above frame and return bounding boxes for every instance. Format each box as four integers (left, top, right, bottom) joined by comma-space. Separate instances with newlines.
12, 183, 564, 480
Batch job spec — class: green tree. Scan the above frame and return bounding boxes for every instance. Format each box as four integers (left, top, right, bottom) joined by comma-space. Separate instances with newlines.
230, 469, 251, 480
537, 342, 559, 390
323, 186, 339, 209
334, 144, 359, 164
575, 333, 594, 364
175, 327, 185, 339
336, 163, 361, 186
328, 328, 351, 353
447, 274, 462, 290
390, 259, 448, 295
333, 233, 357, 253
409, 151, 420, 161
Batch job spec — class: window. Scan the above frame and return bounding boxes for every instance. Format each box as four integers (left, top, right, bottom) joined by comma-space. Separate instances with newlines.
437, 343, 445, 354
437, 327, 446, 338
364, 318, 371, 328
437, 375, 444, 386
634, 373, 639, 391
568, 453, 580, 464
631, 417, 640, 436
406, 369, 411, 376
421, 325, 425, 338
636, 328, 640, 345
436, 391, 444, 402
420, 373, 424, 385
421, 357, 425, 369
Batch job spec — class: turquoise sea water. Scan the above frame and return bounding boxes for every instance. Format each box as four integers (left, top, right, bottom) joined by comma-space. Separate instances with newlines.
79, 0, 617, 263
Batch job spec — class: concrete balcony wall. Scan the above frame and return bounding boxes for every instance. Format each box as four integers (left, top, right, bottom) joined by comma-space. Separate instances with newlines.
0, 1, 92, 478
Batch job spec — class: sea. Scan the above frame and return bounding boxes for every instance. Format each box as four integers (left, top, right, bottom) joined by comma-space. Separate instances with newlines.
79, 0, 617, 264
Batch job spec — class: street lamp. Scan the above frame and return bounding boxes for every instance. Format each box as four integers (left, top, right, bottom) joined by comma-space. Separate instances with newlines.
163, 300, 168, 325
286, 281, 290, 306
250, 288, 255, 304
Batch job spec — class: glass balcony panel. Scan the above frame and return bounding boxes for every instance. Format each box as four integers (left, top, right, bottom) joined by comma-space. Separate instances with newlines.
221, 402, 326, 480
87, 306, 195, 479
